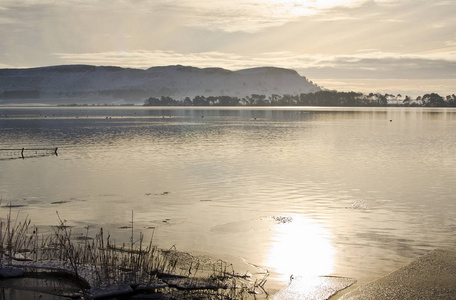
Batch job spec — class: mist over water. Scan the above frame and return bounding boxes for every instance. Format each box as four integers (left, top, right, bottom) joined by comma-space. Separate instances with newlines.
1, 106, 456, 290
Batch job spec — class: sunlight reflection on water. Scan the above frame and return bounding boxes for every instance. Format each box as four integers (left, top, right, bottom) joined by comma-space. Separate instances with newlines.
1, 106, 456, 293
267, 215, 334, 282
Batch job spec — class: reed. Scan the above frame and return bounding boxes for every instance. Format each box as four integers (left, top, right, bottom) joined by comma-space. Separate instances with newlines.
0, 204, 267, 299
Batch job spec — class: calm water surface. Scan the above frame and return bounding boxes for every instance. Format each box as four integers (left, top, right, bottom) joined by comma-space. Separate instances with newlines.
1, 106, 456, 293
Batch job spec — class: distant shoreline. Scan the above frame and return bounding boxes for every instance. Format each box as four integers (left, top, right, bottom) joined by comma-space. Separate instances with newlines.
1, 91, 454, 108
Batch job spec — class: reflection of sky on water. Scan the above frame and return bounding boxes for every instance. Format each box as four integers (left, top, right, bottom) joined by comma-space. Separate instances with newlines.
2, 107, 456, 291
267, 215, 334, 282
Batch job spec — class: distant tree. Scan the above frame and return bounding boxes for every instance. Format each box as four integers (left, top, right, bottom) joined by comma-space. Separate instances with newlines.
183, 97, 192, 106
416, 96, 423, 106
144, 97, 160, 106
144, 90, 454, 107
396, 94, 402, 105
403, 95, 411, 106
278, 94, 298, 106
239, 97, 249, 105
193, 95, 208, 106
446, 94, 456, 107
160, 96, 178, 106
143, 96, 179, 106
298, 93, 310, 106
422, 93, 445, 107
249, 94, 267, 106
375, 93, 388, 106
217, 96, 240, 106
268, 94, 281, 104
206, 96, 217, 106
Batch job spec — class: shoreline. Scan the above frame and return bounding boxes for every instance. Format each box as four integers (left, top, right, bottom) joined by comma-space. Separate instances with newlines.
2, 248, 456, 299
272, 248, 456, 300
338, 248, 456, 299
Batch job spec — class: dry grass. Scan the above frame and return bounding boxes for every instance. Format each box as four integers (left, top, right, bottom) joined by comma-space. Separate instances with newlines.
0, 204, 268, 299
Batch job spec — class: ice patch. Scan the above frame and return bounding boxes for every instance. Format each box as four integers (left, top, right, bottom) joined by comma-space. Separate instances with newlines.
274, 275, 356, 300
349, 199, 383, 210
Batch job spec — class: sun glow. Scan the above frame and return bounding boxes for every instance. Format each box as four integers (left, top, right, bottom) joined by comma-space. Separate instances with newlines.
267, 215, 335, 282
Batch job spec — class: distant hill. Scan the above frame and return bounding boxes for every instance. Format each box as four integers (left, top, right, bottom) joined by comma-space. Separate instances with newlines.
0, 65, 321, 105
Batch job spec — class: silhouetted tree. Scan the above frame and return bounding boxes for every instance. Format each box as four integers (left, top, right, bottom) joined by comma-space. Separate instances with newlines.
161, 96, 178, 105
143, 97, 160, 106
268, 94, 281, 104
403, 95, 411, 106
183, 97, 192, 106
143, 91, 455, 107
193, 95, 208, 106
422, 93, 445, 107
249, 94, 268, 106
446, 94, 456, 107
217, 96, 240, 106
416, 96, 423, 106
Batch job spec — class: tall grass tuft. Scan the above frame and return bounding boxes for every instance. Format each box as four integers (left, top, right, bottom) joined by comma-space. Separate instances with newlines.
0, 206, 267, 299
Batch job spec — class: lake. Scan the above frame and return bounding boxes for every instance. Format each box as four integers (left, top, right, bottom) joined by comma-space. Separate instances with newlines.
1, 106, 456, 294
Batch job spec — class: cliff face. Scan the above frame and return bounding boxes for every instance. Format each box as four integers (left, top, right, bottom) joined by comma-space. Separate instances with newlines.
0, 65, 320, 104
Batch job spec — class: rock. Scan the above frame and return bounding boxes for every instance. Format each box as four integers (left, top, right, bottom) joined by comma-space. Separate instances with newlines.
0, 267, 24, 278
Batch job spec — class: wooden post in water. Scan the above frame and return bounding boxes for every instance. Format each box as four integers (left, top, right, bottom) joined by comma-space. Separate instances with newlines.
21, 148, 25, 159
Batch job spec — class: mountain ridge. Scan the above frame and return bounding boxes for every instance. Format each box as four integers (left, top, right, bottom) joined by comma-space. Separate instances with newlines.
0, 65, 320, 104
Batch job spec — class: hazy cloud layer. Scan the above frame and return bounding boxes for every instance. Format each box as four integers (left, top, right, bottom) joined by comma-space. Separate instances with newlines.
317, 78, 456, 97
0, 0, 395, 33
0, 0, 455, 95
54, 50, 456, 79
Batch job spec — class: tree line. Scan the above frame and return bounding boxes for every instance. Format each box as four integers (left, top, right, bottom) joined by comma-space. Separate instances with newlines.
144, 91, 456, 107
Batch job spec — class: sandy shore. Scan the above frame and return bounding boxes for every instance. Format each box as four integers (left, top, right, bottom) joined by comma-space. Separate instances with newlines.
340, 248, 456, 300
273, 249, 456, 300
3, 248, 456, 299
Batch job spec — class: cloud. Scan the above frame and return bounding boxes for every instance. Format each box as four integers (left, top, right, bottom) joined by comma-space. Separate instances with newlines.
173, 0, 413, 32
380, 19, 406, 23
297, 52, 456, 79
316, 78, 456, 97
0, 16, 14, 24
1, 0, 455, 83
54, 50, 255, 70
52, 49, 456, 81
0, 0, 411, 33
48, 49, 456, 97
6, 45, 455, 96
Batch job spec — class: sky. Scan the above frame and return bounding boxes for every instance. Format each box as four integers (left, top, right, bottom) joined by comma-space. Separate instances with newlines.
0, 0, 455, 97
